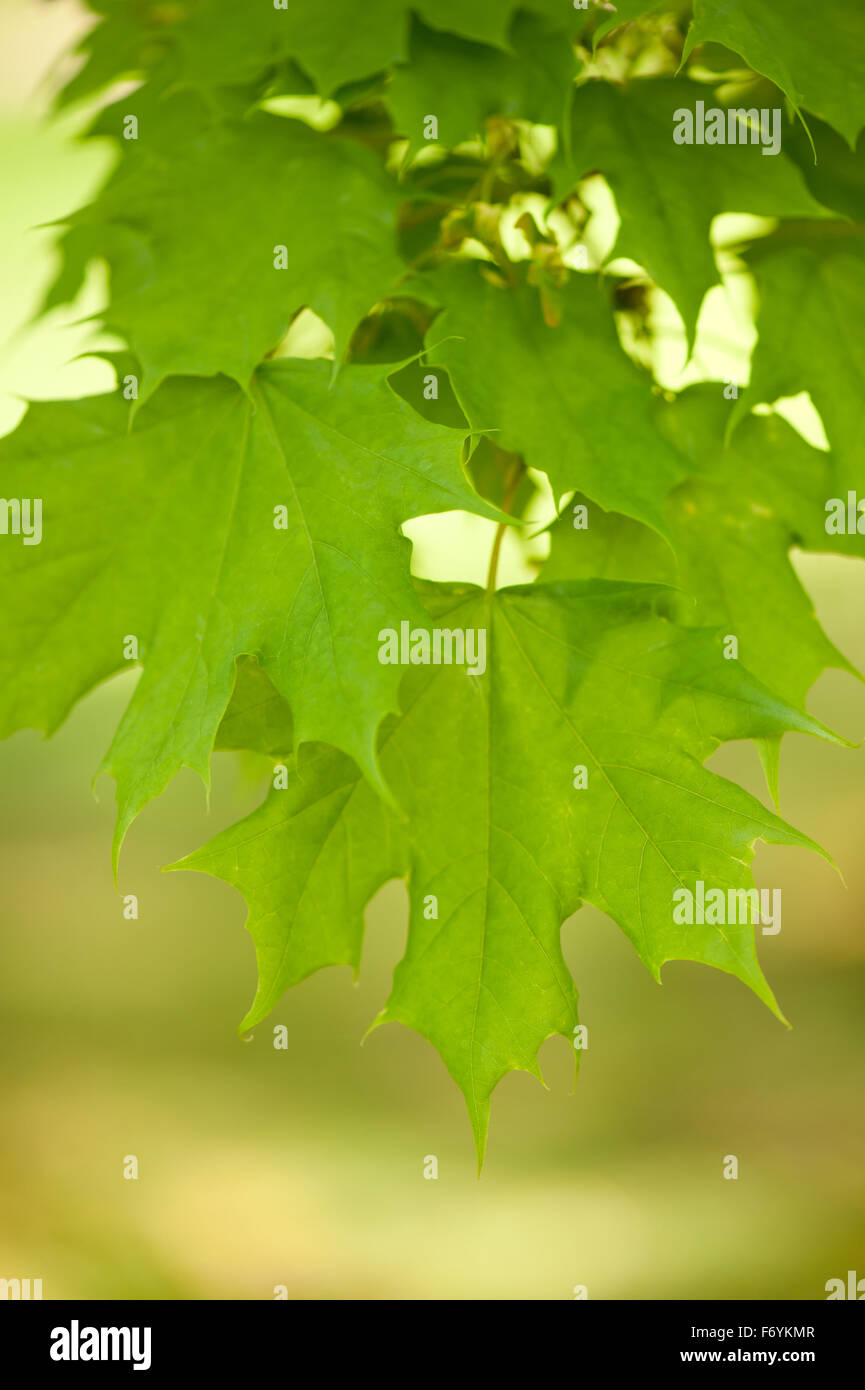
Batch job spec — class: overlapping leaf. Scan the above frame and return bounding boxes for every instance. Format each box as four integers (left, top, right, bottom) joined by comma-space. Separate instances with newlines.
422, 262, 689, 534
544, 388, 863, 711
684, 0, 865, 147
387, 13, 578, 153
63, 0, 585, 103
49, 93, 406, 396
569, 78, 825, 342
738, 225, 865, 491
0, 359, 496, 861
64, 0, 865, 152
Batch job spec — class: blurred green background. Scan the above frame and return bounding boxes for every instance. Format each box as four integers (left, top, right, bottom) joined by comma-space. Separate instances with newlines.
0, 0, 863, 1300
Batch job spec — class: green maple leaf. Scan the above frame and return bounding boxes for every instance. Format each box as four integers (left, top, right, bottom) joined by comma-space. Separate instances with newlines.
0, 359, 496, 863
181, 738, 406, 1023
61, 0, 400, 99
737, 224, 865, 492
422, 262, 689, 535
179, 580, 833, 1159
49, 93, 406, 396
683, 0, 865, 147
569, 78, 826, 344
542, 388, 862, 795
387, 13, 578, 154
64, 0, 581, 102
545, 388, 863, 709
185, 0, 409, 95
57, 1, 171, 109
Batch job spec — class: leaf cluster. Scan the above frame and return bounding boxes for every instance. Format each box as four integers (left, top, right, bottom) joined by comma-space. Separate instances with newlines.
3, 0, 864, 1158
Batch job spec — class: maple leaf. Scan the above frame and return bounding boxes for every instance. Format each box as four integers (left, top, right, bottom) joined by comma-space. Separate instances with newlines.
737, 225, 865, 493
543, 388, 862, 799
387, 13, 578, 154
178, 580, 834, 1160
63, 0, 865, 155
48, 92, 407, 396
63, 0, 583, 102
545, 388, 864, 711
422, 262, 689, 536
181, 736, 406, 1024
569, 78, 826, 344
684, 0, 865, 148
0, 359, 496, 862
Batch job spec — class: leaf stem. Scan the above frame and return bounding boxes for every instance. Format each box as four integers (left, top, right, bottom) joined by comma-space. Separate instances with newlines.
485, 457, 525, 596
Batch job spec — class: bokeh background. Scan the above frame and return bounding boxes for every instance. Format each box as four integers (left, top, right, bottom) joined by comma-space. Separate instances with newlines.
0, 0, 862, 1299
